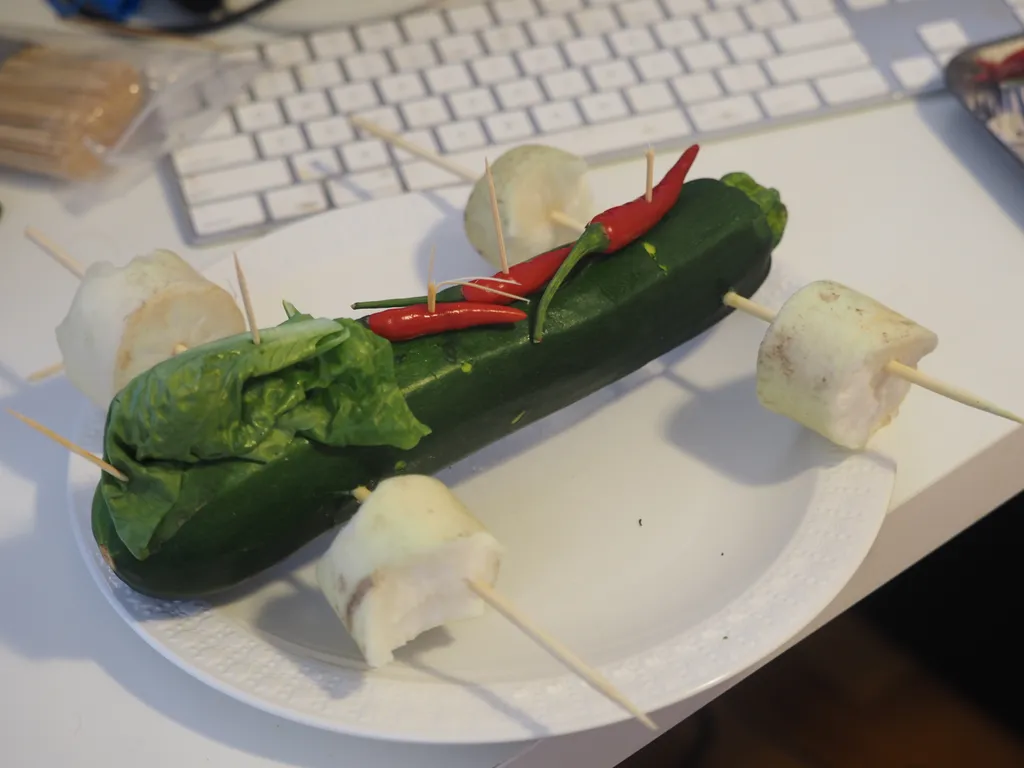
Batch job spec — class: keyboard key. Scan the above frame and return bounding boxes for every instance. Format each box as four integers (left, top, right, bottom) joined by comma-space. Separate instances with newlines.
496, 78, 545, 109
311, 29, 355, 59
539, 0, 582, 11
263, 39, 310, 68
402, 10, 447, 41
589, 60, 638, 91
345, 52, 391, 81
221, 47, 259, 63
494, 0, 537, 23
787, 0, 835, 18
292, 149, 341, 180
379, 73, 427, 103
174, 135, 256, 175
326, 179, 361, 207
344, 168, 404, 199
401, 96, 451, 127
609, 28, 656, 57
330, 83, 379, 112
687, 94, 762, 130
449, 87, 498, 118
485, 25, 529, 55
356, 20, 402, 50
700, 10, 747, 37
681, 41, 729, 71
256, 125, 306, 157
485, 110, 536, 141
634, 50, 683, 80
392, 43, 438, 72
297, 61, 343, 91
726, 32, 774, 61
564, 37, 612, 67
664, 0, 710, 12
528, 17, 574, 44
653, 19, 702, 47
619, 0, 664, 26
672, 72, 723, 103
918, 20, 969, 53
283, 92, 331, 122
518, 46, 565, 75
719, 63, 768, 93
471, 55, 519, 84
437, 120, 487, 152
744, 0, 790, 28
438, 33, 483, 63
891, 55, 939, 90
845, 0, 886, 7
235, 101, 284, 132
574, 7, 619, 36
390, 129, 439, 162
425, 63, 473, 94
766, 42, 869, 82
266, 183, 328, 220
340, 140, 390, 171
399, 160, 462, 190
543, 70, 592, 99
448, 5, 492, 31
579, 91, 629, 122
252, 70, 297, 101
757, 82, 820, 116
351, 106, 402, 135
772, 17, 852, 52
190, 196, 266, 237
626, 81, 676, 112
305, 116, 355, 147
815, 67, 889, 104
532, 100, 584, 132
183, 159, 292, 204
198, 114, 236, 140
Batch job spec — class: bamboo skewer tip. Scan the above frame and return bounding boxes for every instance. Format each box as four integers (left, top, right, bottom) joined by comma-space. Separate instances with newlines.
6, 408, 128, 482
232, 252, 261, 345
484, 158, 510, 275
24, 226, 85, 279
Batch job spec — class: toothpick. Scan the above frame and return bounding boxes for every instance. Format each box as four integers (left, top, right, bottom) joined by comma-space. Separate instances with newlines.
233, 253, 261, 345
722, 291, 1024, 425
24, 227, 85, 279
466, 579, 658, 731
644, 146, 654, 203
172, 343, 189, 355
427, 245, 438, 314
345, 115, 588, 232
26, 362, 65, 382
435, 279, 530, 303
484, 158, 510, 275
7, 409, 128, 482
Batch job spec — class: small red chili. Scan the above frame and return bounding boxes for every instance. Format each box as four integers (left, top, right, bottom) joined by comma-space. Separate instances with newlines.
973, 49, 1024, 83
364, 302, 528, 342
532, 144, 700, 343
350, 243, 572, 310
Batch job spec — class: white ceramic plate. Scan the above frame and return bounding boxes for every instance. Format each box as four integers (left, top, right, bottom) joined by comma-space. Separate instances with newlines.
68, 190, 896, 744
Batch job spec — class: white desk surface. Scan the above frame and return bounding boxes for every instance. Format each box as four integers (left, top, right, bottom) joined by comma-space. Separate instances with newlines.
5, 5, 1024, 768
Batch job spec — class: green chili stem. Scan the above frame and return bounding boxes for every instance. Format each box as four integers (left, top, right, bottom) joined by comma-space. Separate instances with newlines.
532, 222, 610, 343
352, 285, 462, 310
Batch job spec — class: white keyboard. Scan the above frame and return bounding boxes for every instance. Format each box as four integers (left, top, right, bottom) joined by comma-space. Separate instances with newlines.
166, 0, 1023, 245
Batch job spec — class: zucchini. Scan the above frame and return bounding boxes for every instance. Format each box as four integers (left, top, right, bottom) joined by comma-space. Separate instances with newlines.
93, 175, 784, 599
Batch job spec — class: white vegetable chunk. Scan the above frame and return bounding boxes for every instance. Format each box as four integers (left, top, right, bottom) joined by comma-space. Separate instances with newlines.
755, 280, 939, 450
316, 475, 503, 668
55, 249, 246, 409
463, 145, 594, 270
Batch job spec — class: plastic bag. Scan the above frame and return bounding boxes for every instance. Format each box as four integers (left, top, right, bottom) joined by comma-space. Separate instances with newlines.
0, 25, 262, 209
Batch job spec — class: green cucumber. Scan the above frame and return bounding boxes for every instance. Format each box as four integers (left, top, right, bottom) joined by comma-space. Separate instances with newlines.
93, 176, 784, 599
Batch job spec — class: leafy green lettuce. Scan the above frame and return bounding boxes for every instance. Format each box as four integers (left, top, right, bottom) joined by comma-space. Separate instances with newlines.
720, 172, 788, 249
100, 307, 430, 560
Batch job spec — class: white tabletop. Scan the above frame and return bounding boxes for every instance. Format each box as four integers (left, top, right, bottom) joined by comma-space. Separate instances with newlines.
5, 5, 1024, 768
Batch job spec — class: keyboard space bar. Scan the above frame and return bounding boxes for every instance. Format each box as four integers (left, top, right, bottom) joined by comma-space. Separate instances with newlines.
404, 109, 693, 190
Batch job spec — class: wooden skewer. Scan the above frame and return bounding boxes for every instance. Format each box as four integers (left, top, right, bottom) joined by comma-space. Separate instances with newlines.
347, 115, 588, 232
348, 484, 656, 731
233, 253, 261, 345
426, 245, 438, 314
7, 409, 128, 481
484, 158, 510, 275
644, 146, 655, 203
465, 579, 657, 731
722, 291, 1024, 425
26, 361, 65, 382
24, 226, 85, 279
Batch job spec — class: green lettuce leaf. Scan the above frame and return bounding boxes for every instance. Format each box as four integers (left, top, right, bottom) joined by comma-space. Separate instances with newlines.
720, 172, 788, 249
100, 309, 430, 560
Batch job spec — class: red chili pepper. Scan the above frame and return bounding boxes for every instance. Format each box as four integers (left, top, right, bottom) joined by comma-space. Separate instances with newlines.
532, 144, 700, 343
350, 244, 573, 310
365, 302, 528, 342
972, 49, 1024, 83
